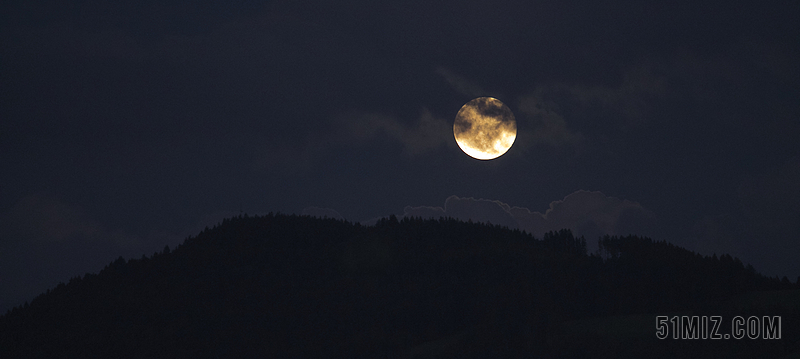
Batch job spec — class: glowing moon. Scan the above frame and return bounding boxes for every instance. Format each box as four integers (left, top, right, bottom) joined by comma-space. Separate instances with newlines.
453, 97, 516, 160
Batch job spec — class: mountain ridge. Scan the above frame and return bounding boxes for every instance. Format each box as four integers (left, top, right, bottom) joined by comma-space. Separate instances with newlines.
2, 213, 797, 358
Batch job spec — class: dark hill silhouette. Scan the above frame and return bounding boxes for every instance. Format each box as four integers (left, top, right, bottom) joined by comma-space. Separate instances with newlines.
1, 213, 798, 358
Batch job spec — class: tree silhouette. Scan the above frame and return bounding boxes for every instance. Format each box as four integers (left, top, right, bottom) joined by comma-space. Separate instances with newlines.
0, 213, 796, 358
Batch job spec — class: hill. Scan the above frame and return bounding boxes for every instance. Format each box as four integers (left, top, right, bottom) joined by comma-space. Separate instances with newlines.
1, 213, 798, 358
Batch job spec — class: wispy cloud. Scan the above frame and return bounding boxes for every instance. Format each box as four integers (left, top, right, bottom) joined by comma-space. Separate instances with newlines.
435, 66, 487, 98
333, 108, 454, 155
516, 91, 586, 150
514, 65, 665, 152
252, 107, 454, 172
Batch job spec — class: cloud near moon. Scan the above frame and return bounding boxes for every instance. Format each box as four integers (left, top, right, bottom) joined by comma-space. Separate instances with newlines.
453, 97, 517, 160
402, 191, 657, 248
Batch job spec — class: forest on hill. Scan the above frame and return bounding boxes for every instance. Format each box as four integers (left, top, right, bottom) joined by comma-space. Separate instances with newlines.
2, 213, 798, 358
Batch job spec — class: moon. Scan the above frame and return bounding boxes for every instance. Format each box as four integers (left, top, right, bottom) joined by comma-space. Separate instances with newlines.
453, 97, 517, 160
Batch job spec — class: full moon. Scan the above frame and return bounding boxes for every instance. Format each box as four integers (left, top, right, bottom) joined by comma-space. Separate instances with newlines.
453, 97, 517, 160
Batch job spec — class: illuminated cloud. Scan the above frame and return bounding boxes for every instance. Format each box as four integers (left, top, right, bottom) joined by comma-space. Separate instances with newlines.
402, 191, 657, 243
404, 195, 517, 229
513, 190, 657, 239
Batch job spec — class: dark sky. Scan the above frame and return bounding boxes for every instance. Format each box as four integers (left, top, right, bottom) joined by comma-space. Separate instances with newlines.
2, 0, 799, 312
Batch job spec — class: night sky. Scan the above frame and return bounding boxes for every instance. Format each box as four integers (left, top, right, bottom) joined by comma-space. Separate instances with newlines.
2, 0, 799, 313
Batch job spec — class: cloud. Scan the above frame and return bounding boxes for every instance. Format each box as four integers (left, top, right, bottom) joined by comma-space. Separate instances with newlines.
401, 191, 657, 244
564, 65, 665, 123
515, 65, 665, 151
405, 195, 518, 229
516, 91, 586, 150
335, 108, 454, 155
517, 190, 657, 240
435, 67, 487, 98
253, 106, 454, 171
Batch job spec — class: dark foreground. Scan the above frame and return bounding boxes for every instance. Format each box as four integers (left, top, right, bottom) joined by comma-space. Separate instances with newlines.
2, 214, 798, 358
